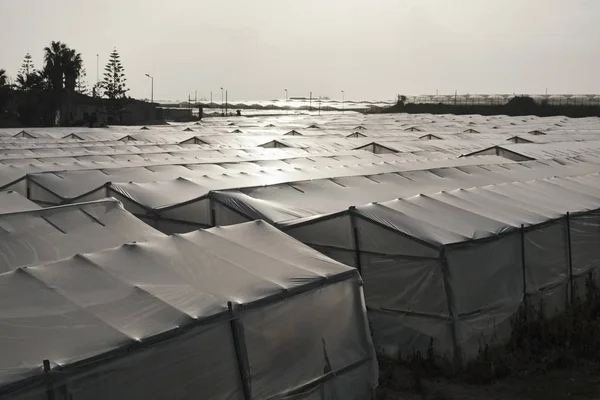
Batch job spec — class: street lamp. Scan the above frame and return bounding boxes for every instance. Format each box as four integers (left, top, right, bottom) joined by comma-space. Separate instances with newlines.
220, 87, 224, 115
145, 74, 154, 103
285, 89, 288, 102
341, 90, 345, 113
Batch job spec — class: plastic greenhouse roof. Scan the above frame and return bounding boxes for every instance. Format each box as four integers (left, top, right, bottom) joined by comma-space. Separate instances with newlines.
0, 199, 164, 273
466, 140, 600, 160
208, 159, 600, 225
28, 153, 506, 202
0, 220, 354, 388
0, 191, 40, 214
350, 172, 600, 246
104, 156, 516, 212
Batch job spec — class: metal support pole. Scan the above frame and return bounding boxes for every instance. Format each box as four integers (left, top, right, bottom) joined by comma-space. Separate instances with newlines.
43, 359, 56, 400
210, 201, 216, 227
566, 213, 574, 306
440, 250, 462, 370
520, 225, 528, 302
228, 302, 252, 400
349, 208, 362, 274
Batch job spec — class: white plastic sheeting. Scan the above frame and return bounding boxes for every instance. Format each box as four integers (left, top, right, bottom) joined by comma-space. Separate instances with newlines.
282, 174, 600, 363
465, 140, 600, 162
1, 148, 360, 193
0, 191, 40, 214
27, 154, 510, 206
0, 199, 164, 273
0, 221, 377, 400
205, 171, 600, 363
103, 158, 600, 233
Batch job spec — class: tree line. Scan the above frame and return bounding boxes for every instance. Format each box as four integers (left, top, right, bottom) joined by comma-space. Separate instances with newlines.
0, 41, 129, 126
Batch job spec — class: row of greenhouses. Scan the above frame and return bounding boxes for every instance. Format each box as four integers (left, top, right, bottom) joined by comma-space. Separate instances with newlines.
2, 113, 600, 399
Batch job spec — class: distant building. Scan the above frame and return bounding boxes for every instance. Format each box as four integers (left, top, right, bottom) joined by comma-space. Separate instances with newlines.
157, 107, 194, 121
61, 92, 159, 126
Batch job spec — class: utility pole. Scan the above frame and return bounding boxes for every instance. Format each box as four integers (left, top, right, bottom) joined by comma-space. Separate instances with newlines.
145, 74, 154, 103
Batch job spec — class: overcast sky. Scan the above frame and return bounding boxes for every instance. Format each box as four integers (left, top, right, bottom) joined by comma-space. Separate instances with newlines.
1, 0, 599, 101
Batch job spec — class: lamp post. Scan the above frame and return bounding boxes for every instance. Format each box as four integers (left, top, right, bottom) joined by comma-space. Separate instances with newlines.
341, 90, 345, 113
220, 87, 224, 115
285, 89, 288, 102
145, 74, 154, 103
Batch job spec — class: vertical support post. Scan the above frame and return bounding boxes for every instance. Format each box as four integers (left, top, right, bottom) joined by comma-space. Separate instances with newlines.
210, 200, 216, 227
520, 225, 528, 302
566, 213, 574, 306
439, 250, 462, 370
225, 91, 228, 116
349, 208, 362, 274
228, 302, 252, 400
43, 359, 56, 400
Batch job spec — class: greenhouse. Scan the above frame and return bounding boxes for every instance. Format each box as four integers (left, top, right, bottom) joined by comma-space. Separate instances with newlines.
3, 112, 600, 395
0, 221, 376, 400
213, 172, 600, 363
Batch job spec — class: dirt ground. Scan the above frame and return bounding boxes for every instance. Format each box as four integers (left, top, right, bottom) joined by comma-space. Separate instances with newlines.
377, 364, 600, 400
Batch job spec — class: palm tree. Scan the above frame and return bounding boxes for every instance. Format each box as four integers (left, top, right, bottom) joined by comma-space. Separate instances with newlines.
44, 41, 67, 92
43, 41, 84, 125
16, 71, 47, 91
0, 69, 11, 114
62, 48, 82, 92
0, 69, 7, 87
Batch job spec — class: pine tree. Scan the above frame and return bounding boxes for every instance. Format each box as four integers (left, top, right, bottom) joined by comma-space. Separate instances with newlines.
18, 53, 35, 76
16, 53, 38, 90
91, 82, 103, 98
101, 48, 128, 100
76, 68, 89, 95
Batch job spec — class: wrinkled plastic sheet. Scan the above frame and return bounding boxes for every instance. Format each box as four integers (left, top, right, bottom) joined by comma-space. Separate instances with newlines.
242, 279, 375, 399
570, 212, 600, 275
446, 233, 523, 314
361, 254, 448, 316
456, 300, 522, 360
524, 221, 569, 293
286, 215, 354, 250
0, 221, 377, 399
354, 215, 439, 258
4, 323, 244, 400
369, 310, 454, 361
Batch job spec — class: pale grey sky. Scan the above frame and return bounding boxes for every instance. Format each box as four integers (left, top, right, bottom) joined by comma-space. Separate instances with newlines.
1, 0, 599, 101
